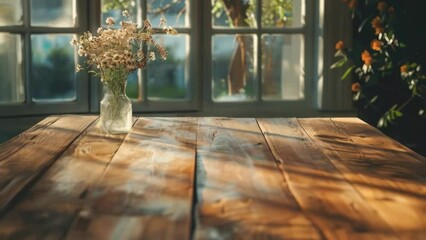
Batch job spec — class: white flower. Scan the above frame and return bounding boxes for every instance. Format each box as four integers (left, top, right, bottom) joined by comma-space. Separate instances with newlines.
75, 64, 83, 72
165, 26, 178, 35
160, 18, 167, 29
77, 46, 85, 56
105, 17, 115, 26
149, 52, 156, 61
72, 11, 176, 78
137, 49, 144, 59
122, 10, 130, 17
70, 38, 78, 46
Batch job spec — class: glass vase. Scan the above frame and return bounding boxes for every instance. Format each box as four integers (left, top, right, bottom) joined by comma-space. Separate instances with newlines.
100, 79, 132, 134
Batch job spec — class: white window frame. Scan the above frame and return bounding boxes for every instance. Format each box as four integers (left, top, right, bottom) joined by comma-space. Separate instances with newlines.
200, 0, 317, 117
0, 0, 354, 118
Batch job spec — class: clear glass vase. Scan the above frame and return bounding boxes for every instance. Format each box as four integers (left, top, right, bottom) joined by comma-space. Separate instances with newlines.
100, 79, 132, 134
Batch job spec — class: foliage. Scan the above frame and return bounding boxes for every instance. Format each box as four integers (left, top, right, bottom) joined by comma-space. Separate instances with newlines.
33, 47, 75, 99
332, 0, 426, 153
261, 0, 293, 27
212, 0, 293, 27
102, 0, 135, 13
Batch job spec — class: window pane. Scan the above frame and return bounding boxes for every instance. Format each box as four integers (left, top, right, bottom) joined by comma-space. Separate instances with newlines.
261, 34, 304, 100
0, 34, 24, 103
212, 34, 257, 102
101, 0, 139, 27
262, 0, 304, 28
31, 0, 77, 27
31, 34, 76, 101
0, 0, 23, 26
147, 34, 188, 100
212, 0, 257, 28
148, 0, 188, 28
127, 70, 142, 101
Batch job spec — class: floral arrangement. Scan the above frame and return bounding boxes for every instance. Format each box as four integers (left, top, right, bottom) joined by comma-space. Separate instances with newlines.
70, 10, 177, 85
70, 10, 177, 133
331, 0, 425, 152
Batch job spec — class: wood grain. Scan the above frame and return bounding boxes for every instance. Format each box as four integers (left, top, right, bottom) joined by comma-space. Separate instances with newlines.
195, 117, 320, 240
257, 118, 397, 239
0, 117, 130, 239
299, 117, 426, 238
332, 117, 426, 163
0, 116, 424, 239
66, 117, 197, 240
0, 116, 60, 161
0, 115, 96, 215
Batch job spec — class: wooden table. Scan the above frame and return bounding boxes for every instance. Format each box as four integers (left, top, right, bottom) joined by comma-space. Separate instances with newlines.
0, 115, 425, 239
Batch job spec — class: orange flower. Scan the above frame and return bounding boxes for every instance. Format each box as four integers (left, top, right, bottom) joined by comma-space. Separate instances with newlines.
348, 0, 357, 9
371, 17, 384, 35
342, 0, 357, 9
364, 57, 373, 66
352, 82, 361, 92
375, 27, 384, 35
335, 41, 345, 50
361, 50, 370, 61
371, 17, 382, 28
400, 64, 408, 73
377, 1, 387, 12
361, 50, 373, 65
370, 39, 382, 51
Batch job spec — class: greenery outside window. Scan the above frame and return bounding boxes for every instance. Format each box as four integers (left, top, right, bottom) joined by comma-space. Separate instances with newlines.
0, 0, 89, 117
203, 0, 316, 116
1, 0, 338, 117
96, 0, 198, 113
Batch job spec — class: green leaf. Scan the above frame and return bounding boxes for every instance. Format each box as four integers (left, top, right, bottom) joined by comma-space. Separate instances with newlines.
377, 118, 384, 128
377, 117, 388, 128
386, 113, 392, 122
334, 51, 341, 57
341, 66, 355, 80
395, 110, 403, 117
412, 86, 418, 96
409, 63, 418, 69
330, 58, 347, 69
353, 91, 361, 101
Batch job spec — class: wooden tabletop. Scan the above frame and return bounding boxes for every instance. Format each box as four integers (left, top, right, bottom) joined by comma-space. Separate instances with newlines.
0, 115, 425, 239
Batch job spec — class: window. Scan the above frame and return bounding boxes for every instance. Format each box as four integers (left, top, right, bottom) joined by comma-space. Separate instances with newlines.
0, 0, 88, 117
95, 0, 198, 113
95, 0, 313, 115
0, 0, 350, 117
204, 0, 314, 116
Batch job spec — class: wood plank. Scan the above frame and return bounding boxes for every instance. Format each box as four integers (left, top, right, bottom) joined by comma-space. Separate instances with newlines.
0, 117, 129, 239
257, 118, 397, 239
0, 116, 60, 161
65, 117, 197, 240
299, 117, 426, 238
332, 117, 426, 162
195, 117, 321, 240
0, 115, 96, 214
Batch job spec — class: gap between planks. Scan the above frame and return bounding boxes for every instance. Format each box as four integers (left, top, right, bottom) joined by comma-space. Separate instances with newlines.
256, 117, 398, 239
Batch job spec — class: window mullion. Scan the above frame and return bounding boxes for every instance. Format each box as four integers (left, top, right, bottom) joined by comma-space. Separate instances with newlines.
256, 0, 262, 102
202, 0, 213, 105
23, 0, 31, 104
141, 0, 148, 103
